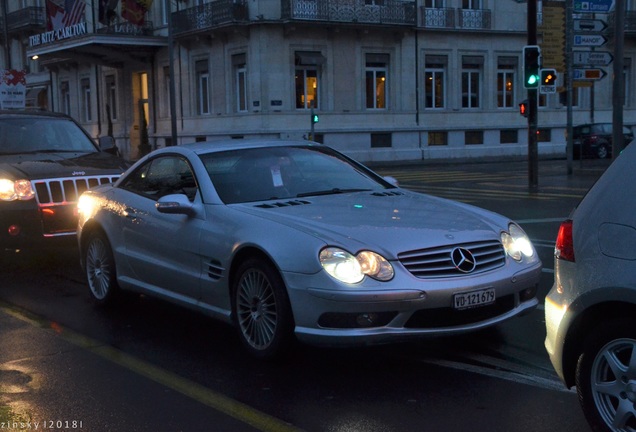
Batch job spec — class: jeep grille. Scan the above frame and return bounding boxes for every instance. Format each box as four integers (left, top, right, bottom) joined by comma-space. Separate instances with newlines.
33, 175, 120, 206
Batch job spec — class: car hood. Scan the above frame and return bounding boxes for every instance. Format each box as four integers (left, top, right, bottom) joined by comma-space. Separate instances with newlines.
232, 190, 509, 257
0, 151, 128, 180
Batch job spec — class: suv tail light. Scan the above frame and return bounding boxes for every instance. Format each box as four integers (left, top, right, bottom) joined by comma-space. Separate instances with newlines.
555, 219, 575, 262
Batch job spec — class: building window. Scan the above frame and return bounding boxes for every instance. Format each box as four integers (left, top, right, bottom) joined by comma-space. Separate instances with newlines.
428, 131, 448, 146
295, 51, 323, 110
426, 0, 446, 7
462, 56, 482, 109
425, 55, 446, 109
624, 60, 631, 106
366, 54, 389, 110
162, 66, 171, 118
60, 81, 71, 115
371, 133, 392, 148
81, 78, 92, 122
105, 75, 117, 121
195, 59, 210, 115
465, 130, 483, 144
233, 54, 248, 113
500, 129, 518, 144
537, 129, 552, 142
497, 57, 517, 109
462, 0, 481, 9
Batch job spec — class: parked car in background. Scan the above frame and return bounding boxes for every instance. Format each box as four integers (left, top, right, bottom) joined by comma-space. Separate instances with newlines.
0, 110, 128, 253
545, 141, 636, 431
571, 123, 634, 159
77, 139, 542, 359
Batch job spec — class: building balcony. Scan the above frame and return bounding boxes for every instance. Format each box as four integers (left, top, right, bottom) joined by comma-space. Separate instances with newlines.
281, 0, 416, 27
6, 6, 46, 34
419, 7, 491, 30
172, 0, 249, 38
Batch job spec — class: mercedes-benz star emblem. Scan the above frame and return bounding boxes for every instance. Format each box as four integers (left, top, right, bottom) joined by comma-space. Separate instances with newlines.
451, 247, 477, 273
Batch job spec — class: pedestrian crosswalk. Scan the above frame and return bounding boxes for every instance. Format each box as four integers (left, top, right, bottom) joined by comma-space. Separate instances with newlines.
376, 167, 589, 203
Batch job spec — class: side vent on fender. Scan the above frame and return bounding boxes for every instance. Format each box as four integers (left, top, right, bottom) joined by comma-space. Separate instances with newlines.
207, 260, 224, 280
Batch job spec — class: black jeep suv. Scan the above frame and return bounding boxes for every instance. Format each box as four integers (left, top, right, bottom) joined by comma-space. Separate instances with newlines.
0, 110, 128, 252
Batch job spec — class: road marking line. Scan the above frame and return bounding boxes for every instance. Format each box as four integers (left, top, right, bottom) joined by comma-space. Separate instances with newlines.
0, 302, 303, 432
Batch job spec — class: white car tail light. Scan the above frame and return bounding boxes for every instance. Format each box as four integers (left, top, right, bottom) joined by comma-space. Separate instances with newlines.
555, 219, 575, 262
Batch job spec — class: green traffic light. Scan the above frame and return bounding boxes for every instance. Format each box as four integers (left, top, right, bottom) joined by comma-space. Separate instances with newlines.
527, 75, 539, 85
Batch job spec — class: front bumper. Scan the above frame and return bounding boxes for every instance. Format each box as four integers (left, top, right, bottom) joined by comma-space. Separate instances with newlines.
284, 260, 542, 346
0, 200, 77, 251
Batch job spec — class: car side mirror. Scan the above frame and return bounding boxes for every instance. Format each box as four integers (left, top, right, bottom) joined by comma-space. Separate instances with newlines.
98, 136, 120, 156
156, 194, 196, 216
384, 176, 399, 187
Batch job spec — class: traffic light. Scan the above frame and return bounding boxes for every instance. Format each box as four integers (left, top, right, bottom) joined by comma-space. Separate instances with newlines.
311, 113, 319, 124
519, 99, 529, 118
540, 68, 557, 90
523, 45, 541, 89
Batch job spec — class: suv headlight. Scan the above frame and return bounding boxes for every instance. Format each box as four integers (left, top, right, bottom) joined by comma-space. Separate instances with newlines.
0, 179, 35, 201
501, 223, 535, 262
320, 247, 394, 284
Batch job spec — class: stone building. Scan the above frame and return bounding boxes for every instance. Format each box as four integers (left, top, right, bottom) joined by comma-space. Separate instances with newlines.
2, 0, 634, 162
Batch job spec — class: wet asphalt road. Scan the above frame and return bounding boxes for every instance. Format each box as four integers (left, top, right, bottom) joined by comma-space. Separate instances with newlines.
0, 157, 609, 432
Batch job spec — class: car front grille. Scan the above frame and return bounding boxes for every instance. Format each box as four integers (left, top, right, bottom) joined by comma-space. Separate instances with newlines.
32, 175, 120, 236
33, 175, 120, 206
398, 240, 506, 278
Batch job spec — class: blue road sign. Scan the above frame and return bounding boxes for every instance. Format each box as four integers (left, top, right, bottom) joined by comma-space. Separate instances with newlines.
573, 0, 614, 12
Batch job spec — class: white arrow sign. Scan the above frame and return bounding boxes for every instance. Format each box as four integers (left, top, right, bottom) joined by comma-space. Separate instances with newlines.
574, 34, 608, 47
573, 51, 614, 66
573, 19, 607, 32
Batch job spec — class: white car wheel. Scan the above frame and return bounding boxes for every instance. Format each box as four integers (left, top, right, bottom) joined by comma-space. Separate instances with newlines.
233, 258, 293, 359
85, 232, 119, 305
576, 319, 636, 432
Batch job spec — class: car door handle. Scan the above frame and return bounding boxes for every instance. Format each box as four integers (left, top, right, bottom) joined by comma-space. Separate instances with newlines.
124, 208, 140, 219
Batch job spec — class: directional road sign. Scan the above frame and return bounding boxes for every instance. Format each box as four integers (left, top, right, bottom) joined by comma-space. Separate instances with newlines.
573, 51, 614, 66
573, 0, 614, 13
574, 34, 608, 47
573, 68, 608, 80
573, 19, 608, 32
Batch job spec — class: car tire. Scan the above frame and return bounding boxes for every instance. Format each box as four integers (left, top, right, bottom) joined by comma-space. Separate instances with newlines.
232, 258, 294, 359
596, 142, 610, 159
84, 231, 119, 306
575, 318, 636, 432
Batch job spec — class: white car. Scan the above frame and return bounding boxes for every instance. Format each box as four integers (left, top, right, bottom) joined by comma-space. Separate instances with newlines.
546, 142, 636, 431
77, 140, 542, 358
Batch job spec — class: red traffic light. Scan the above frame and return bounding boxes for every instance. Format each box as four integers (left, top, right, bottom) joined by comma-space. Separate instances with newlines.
519, 100, 529, 118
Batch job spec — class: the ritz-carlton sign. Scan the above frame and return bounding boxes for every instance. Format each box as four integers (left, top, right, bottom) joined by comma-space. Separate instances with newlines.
29, 22, 87, 47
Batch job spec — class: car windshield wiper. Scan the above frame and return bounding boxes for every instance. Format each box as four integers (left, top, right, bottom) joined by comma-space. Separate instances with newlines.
297, 188, 372, 198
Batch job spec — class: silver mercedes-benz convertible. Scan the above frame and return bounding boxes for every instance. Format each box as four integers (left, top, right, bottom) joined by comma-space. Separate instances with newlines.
77, 140, 541, 358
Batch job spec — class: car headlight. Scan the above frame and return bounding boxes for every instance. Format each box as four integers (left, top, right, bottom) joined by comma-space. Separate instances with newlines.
0, 178, 35, 201
320, 247, 394, 283
501, 223, 535, 262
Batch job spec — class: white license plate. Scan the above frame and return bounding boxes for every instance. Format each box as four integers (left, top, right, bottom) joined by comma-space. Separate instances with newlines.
453, 288, 496, 310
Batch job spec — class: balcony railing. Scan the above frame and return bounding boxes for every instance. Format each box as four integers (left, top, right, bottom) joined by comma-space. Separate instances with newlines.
6, 6, 46, 34
172, 0, 249, 37
420, 7, 454, 29
458, 8, 491, 30
420, 7, 491, 30
282, 0, 416, 26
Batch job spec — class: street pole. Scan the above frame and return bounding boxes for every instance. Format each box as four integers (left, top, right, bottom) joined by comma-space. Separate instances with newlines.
528, 0, 539, 191
566, 0, 574, 174
166, 0, 178, 146
612, 0, 625, 159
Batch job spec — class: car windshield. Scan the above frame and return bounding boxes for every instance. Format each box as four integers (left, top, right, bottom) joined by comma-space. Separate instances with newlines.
0, 117, 98, 155
201, 145, 393, 203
